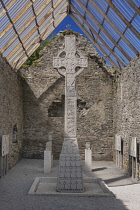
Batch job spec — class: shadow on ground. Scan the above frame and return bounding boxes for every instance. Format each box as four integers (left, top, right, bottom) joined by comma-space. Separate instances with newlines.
0, 159, 130, 210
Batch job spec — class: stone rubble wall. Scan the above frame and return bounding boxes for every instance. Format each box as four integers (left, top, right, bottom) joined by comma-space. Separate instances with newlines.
113, 56, 140, 170
20, 34, 114, 160
0, 54, 23, 169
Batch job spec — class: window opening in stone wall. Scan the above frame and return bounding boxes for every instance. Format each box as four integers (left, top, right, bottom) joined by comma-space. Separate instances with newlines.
12, 124, 18, 143
48, 95, 65, 117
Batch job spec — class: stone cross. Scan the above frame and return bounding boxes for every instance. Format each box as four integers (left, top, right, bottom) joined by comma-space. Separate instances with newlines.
53, 35, 88, 192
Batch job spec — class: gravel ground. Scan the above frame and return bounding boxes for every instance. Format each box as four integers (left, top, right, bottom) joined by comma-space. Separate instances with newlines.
0, 159, 139, 210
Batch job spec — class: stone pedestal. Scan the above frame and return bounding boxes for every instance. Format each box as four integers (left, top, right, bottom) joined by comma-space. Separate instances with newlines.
44, 151, 53, 174
85, 149, 92, 171
56, 138, 84, 192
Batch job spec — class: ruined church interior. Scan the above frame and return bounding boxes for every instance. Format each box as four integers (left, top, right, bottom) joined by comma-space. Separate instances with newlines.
0, 0, 140, 209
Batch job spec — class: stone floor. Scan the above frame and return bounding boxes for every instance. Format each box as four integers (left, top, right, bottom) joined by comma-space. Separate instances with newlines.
0, 159, 140, 210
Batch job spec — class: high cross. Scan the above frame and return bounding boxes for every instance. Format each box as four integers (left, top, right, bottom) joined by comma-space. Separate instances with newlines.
53, 35, 88, 192
53, 35, 88, 138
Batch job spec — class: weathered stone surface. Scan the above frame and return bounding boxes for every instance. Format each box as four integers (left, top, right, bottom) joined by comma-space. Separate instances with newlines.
0, 54, 23, 169
113, 56, 140, 170
85, 142, 92, 171
20, 33, 114, 161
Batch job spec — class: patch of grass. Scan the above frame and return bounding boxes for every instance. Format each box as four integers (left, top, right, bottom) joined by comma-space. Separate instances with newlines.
22, 36, 55, 67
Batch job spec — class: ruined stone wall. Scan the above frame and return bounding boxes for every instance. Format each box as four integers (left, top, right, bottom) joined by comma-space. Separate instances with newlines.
0, 55, 23, 169
113, 56, 140, 170
20, 34, 114, 160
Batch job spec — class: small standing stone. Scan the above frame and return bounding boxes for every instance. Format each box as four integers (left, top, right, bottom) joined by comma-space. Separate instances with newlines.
44, 132, 53, 173
85, 142, 92, 171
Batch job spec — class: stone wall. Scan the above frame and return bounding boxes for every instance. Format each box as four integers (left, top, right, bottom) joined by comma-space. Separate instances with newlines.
20, 33, 114, 160
113, 56, 140, 170
0, 55, 23, 169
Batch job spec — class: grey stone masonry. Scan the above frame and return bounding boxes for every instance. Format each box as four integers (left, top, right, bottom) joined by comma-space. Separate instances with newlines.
113, 56, 140, 171
53, 35, 88, 192
0, 54, 23, 170
20, 32, 114, 161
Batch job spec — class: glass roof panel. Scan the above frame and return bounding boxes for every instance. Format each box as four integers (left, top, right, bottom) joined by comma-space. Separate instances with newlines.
107, 8, 127, 33
118, 39, 136, 59
1, 14, 10, 32
83, 23, 93, 36
3, 38, 21, 57
2, 0, 10, 6
99, 31, 115, 49
54, 0, 67, 16
9, 47, 23, 63
103, 20, 120, 42
81, 0, 87, 6
33, 0, 46, 12
93, 0, 108, 13
132, 0, 140, 7
0, 0, 139, 69
14, 7, 34, 32
110, 54, 119, 66
114, 47, 129, 65
72, 13, 83, 25
85, 14, 100, 33
124, 29, 140, 52
19, 20, 36, 40
23, 31, 39, 48
131, 15, 140, 33
0, 27, 15, 50
71, 0, 85, 16
88, 1, 104, 24
112, 0, 135, 21
8, 0, 30, 20
37, 1, 52, 22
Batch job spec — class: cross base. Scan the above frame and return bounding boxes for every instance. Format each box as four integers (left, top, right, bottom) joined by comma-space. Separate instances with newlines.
56, 138, 84, 192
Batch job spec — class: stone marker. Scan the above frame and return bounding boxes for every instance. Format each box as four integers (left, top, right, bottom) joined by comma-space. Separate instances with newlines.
0, 135, 9, 177
115, 134, 123, 168
85, 142, 92, 170
53, 35, 88, 192
44, 132, 53, 174
129, 137, 138, 179
0, 135, 9, 156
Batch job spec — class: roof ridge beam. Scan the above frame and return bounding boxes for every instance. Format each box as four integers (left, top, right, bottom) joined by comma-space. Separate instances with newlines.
70, 4, 125, 66
76, 0, 131, 62
88, 0, 138, 55
105, 0, 140, 39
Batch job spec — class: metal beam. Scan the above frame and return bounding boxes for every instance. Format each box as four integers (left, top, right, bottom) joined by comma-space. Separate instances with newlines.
88, 0, 138, 55
30, 0, 42, 43
76, 0, 131, 62
105, 0, 140, 39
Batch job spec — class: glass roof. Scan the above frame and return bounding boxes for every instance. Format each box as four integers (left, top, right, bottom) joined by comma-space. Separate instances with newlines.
0, 0, 140, 70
